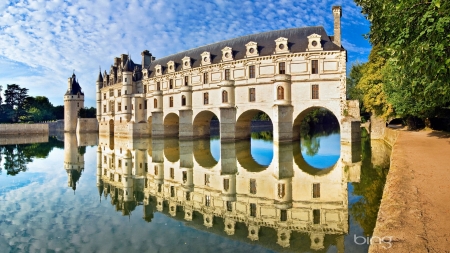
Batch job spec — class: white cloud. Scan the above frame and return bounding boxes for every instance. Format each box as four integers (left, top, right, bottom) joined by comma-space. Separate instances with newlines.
0, 0, 371, 107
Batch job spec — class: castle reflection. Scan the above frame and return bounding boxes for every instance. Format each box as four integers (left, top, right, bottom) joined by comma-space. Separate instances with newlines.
64, 133, 362, 252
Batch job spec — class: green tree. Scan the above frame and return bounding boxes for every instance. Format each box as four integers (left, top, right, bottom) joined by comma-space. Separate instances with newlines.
22, 96, 55, 122
78, 107, 96, 118
355, 0, 450, 118
53, 105, 64, 119
347, 62, 366, 106
4, 84, 29, 122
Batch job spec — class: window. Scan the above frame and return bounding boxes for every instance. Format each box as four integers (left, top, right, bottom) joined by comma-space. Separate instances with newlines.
313, 183, 320, 198
279, 62, 286, 74
144, 85, 147, 93
182, 171, 187, 183
124, 106, 127, 110
158, 184, 162, 192
205, 195, 211, 206
125, 90, 127, 95
204, 174, 210, 186
157, 82, 161, 91
186, 192, 190, 201
223, 178, 229, 191
250, 179, 256, 194
118, 174, 122, 182
311, 60, 318, 74
203, 72, 208, 84
181, 95, 186, 106
226, 201, 233, 212
249, 88, 255, 102
103, 93, 106, 99
250, 203, 256, 217
118, 89, 121, 96
203, 92, 209, 105
109, 89, 113, 97
154, 98, 158, 108
222, 90, 228, 103
313, 209, 320, 224
169, 96, 173, 107
77, 102, 79, 107
118, 102, 122, 111
280, 210, 287, 221
145, 178, 148, 188
224, 69, 230, 80
144, 100, 147, 109
118, 159, 122, 168
139, 104, 142, 110
278, 183, 285, 198
154, 166, 158, 175
125, 77, 127, 82
145, 163, 148, 172
169, 79, 173, 89
277, 86, 285, 100
184, 76, 189, 86
170, 167, 174, 179
103, 105, 106, 113
312, 84, 319, 99
131, 104, 134, 110
170, 186, 175, 197
249, 65, 255, 78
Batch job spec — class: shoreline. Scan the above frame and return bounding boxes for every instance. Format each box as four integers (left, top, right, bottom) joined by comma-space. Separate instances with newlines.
369, 129, 450, 252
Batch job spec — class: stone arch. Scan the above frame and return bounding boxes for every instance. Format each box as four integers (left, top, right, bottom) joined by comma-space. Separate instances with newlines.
235, 140, 271, 172
292, 106, 340, 141
193, 110, 219, 138
164, 113, 179, 137
193, 139, 218, 168
235, 109, 273, 140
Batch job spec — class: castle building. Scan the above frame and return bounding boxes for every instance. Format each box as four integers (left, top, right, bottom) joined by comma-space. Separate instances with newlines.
96, 6, 360, 143
64, 73, 84, 132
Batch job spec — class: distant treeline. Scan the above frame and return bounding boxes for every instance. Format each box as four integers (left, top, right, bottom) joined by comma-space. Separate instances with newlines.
0, 84, 96, 123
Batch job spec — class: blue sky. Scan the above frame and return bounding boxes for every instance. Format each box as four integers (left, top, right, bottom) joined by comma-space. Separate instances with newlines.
0, 0, 371, 107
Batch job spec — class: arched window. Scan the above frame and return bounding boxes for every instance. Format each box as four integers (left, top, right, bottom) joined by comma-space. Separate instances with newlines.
277, 86, 284, 100
222, 90, 228, 103
153, 98, 157, 108
181, 95, 186, 106
169, 96, 173, 107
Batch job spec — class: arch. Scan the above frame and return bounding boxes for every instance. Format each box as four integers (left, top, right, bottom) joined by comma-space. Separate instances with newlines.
181, 95, 186, 106
164, 113, 179, 137
235, 109, 273, 140
277, 86, 284, 100
235, 140, 271, 172
193, 139, 218, 168
153, 98, 157, 108
292, 106, 340, 141
164, 138, 179, 163
193, 110, 219, 138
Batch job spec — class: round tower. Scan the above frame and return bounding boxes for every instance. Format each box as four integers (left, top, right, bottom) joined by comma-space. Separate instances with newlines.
64, 73, 84, 132
96, 69, 103, 122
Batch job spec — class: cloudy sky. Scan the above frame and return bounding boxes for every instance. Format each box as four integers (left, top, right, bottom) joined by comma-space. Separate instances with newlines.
0, 0, 371, 107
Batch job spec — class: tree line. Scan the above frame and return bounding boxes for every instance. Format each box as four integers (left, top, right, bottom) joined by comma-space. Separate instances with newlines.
348, 0, 450, 130
0, 84, 96, 123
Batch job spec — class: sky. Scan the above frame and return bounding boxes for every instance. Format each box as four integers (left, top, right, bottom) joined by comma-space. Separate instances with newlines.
0, 0, 371, 107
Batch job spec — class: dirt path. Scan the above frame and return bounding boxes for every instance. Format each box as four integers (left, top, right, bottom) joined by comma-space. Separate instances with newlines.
369, 130, 450, 252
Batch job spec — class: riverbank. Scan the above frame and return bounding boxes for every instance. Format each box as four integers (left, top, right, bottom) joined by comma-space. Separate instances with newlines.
369, 129, 450, 252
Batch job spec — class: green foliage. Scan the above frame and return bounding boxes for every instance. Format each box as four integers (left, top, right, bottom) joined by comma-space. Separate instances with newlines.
300, 108, 339, 134
4, 84, 29, 123
355, 0, 450, 118
22, 96, 55, 122
252, 112, 271, 121
251, 131, 273, 140
78, 107, 96, 118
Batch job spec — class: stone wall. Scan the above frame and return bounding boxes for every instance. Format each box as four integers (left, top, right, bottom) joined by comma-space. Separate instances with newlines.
0, 134, 48, 145
0, 123, 48, 135
48, 120, 64, 135
76, 118, 98, 133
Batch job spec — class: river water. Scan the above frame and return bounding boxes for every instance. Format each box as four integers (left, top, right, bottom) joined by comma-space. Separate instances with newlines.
0, 129, 390, 253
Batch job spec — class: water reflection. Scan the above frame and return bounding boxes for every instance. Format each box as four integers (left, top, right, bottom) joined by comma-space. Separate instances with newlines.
90, 134, 362, 251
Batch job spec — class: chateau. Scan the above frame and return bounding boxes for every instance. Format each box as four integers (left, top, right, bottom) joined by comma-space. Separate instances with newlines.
96, 6, 360, 143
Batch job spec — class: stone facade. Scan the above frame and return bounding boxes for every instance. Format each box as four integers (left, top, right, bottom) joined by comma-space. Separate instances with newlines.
96, 6, 360, 143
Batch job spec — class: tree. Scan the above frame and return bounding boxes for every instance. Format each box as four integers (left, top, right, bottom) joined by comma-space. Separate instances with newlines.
355, 0, 450, 118
4, 84, 29, 122
22, 96, 55, 122
78, 107, 96, 118
347, 62, 365, 105
53, 105, 64, 120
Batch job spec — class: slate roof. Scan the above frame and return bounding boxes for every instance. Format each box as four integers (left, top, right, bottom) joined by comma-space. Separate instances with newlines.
65, 73, 84, 95
147, 26, 341, 77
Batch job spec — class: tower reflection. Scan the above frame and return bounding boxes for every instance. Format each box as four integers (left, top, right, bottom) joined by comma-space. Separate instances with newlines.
95, 136, 361, 251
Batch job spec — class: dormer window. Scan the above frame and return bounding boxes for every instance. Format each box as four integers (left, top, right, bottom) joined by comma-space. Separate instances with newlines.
155, 65, 162, 76
307, 34, 323, 51
275, 37, 289, 54
167, 61, 175, 73
245, 41, 259, 57
221, 47, 233, 62
182, 56, 191, 70
201, 52, 211, 65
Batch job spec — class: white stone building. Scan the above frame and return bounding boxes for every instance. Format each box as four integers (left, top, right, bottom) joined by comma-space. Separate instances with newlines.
96, 6, 360, 143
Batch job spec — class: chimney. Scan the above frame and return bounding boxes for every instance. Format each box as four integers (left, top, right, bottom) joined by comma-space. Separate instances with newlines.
141, 50, 152, 68
332, 6, 342, 47
67, 77, 72, 90
114, 57, 121, 67
120, 54, 128, 65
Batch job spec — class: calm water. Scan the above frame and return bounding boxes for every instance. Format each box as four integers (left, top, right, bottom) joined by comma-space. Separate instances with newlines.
0, 129, 390, 253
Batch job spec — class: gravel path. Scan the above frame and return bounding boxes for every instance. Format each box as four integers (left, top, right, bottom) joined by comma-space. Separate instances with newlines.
369, 130, 450, 253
